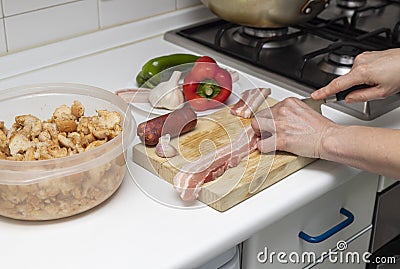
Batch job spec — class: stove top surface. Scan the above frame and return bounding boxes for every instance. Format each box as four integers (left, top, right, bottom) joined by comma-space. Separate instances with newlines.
165, 0, 400, 120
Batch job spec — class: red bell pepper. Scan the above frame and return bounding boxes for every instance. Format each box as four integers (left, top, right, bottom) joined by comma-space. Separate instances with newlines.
183, 56, 232, 111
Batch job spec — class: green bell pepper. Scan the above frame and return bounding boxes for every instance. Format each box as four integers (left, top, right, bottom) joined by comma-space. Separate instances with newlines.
136, 53, 200, 88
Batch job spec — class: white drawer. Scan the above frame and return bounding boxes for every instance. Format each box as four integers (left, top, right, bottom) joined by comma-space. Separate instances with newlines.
307, 228, 372, 269
242, 171, 378, 269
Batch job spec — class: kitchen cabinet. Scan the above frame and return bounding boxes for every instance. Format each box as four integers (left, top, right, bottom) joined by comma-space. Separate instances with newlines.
242, 171, 379, 269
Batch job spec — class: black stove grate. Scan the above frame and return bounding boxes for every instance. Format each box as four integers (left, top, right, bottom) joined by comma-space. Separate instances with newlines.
176, 15, 397, 90
166, 0, 400, 120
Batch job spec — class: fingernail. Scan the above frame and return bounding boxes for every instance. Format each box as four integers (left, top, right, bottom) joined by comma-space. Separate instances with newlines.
311, 91, 320, 98
345, 97, 355, 103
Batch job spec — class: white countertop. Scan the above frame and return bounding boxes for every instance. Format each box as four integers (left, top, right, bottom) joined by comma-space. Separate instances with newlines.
0, 6, 398, 269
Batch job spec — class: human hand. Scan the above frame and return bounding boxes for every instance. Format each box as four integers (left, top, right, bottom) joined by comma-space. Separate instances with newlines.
312, 48, 400, 103
251, 97, 338, 158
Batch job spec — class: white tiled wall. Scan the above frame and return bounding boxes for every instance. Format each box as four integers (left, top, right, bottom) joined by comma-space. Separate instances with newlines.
5, 0, 99, 51
0, 1, 6, 54
176, 0, 201, 9
0, 19, 6, 54
98, 0, 176, 28
2, 0, 76, 16
0, 0, 202, 54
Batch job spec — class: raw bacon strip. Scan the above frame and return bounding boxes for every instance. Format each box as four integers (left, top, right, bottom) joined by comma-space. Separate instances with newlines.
230, 88, 271, 118
173, 126, 259, 201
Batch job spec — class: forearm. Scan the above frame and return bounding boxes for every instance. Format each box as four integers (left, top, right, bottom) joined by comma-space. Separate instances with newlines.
321, 125, 400, 179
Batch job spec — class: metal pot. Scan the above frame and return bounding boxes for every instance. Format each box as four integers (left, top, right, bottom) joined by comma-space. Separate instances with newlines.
201, 0, 330, 28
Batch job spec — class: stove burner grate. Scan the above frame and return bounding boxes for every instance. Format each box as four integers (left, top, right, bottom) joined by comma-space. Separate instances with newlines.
319, 45, 362, 75
337, 0, 367, 9
242, 27, 289, 38
232, 26, 301, 49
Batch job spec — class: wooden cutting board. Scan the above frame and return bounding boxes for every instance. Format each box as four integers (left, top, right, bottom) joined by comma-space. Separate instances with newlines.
132, 98, 316, 211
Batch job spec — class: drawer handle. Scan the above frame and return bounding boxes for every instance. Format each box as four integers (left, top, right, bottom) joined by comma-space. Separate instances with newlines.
298, 208, 354, 243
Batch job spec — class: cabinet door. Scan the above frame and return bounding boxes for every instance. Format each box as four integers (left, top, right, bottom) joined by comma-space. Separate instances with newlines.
242, 171, 378, 269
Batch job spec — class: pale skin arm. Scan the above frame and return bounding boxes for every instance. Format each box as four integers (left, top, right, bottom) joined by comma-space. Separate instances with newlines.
312, 48, 400, 102
251, 97, 400, 179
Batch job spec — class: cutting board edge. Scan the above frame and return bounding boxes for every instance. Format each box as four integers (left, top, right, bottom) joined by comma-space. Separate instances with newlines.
200, 156, 316, 211
132, 144, 176, 184
133, 143, 317, 212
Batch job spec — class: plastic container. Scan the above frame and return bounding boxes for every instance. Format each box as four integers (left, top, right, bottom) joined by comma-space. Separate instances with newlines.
0, 83, 136, 220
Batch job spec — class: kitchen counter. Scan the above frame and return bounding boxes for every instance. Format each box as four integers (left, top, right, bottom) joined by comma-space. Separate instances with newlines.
0, 6, 398, 269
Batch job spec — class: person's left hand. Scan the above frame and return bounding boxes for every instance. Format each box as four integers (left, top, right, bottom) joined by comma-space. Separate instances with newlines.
251, 97, 338, 158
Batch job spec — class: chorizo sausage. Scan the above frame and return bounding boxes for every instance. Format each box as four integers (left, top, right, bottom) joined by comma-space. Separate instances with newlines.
137, 106, 197, 146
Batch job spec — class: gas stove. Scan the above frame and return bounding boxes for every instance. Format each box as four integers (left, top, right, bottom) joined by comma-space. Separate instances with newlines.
165, 0, 400, 120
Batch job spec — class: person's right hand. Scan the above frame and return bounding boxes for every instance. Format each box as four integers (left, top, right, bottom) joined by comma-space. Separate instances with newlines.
312, 48, 400, 103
